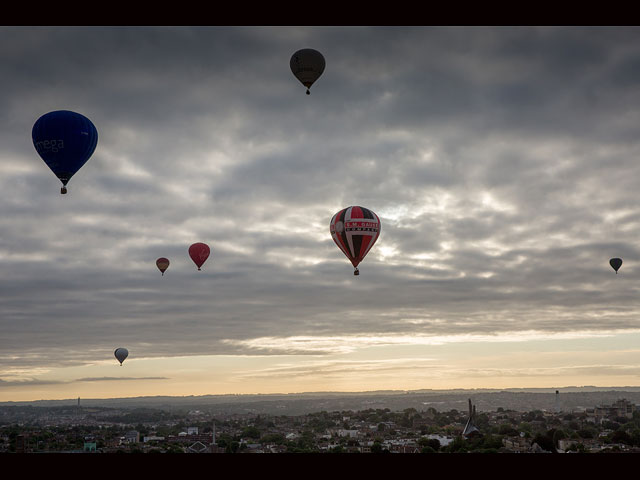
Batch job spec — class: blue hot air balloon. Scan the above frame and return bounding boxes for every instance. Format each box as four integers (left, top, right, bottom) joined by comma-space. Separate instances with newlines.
32, 110, 98, 194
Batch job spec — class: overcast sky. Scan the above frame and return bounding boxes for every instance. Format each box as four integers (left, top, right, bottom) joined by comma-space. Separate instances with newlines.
3, 26, 640, 402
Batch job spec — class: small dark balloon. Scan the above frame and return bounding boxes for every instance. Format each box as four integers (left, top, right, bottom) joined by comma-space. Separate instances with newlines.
290, 49, 325, 94
114, 347, 128, 366
610, 258, 623, 273
156, 257, 170, 276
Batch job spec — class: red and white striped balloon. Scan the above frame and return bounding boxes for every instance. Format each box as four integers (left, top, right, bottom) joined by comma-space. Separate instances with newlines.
330, 206, 380, 275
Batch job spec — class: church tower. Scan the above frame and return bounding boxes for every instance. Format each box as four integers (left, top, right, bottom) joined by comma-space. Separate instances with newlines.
462, 398, 482, 439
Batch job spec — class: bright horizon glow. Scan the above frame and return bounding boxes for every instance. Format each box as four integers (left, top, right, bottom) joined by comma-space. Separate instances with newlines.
4, 330, 640, 402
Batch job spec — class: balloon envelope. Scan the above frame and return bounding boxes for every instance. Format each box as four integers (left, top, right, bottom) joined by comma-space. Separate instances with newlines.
32, 110, 98, 193
290, 49, 325, 94
330, 206, 381, 273
610, 257, 623, 273
114, 347, 128, 365
156, 257, 170, 275
189, 243, 210, 270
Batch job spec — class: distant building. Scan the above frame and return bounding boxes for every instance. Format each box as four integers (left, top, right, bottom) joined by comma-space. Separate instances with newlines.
123, 430, 140, 444
187, 441, 209, 453
389, 444, 421, 453
529, 442, 552, 453
169, 433, 213, 444
462, 399, 482, 439
503, 436, 530, 453
423, 434, 453, 447
244, 443, 265, 453
587, 398, 637, 423
557, 438, 579, 452
15, 435, 27, 454
267, 445, 288, 454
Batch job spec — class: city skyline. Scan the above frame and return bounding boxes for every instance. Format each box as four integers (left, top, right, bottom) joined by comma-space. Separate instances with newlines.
3, 26, 640, 402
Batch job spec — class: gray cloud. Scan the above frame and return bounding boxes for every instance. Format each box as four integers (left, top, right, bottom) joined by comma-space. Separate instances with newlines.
2, 26, 640, 375
75, 377, 168, 382
0, 377, 167, 387
0, 379, 65, 387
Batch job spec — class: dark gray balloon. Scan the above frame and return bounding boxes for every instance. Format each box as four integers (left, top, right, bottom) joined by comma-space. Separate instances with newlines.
114, 347, 129, 365
290, 49, 325, 95
610, 258, 623, 273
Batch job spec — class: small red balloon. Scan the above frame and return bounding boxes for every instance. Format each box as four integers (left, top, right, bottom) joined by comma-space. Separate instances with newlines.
156, 257, 170, 276
189, 243, 210, 271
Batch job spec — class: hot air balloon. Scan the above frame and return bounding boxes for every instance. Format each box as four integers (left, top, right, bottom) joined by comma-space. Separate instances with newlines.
189, 242, 210, 271
290, 48, 325, 95
32, 110, 98, 194
610, 257, 623, 274
156, 257, 170, 276
330, 206, 381, 275
114, 347, 128, 366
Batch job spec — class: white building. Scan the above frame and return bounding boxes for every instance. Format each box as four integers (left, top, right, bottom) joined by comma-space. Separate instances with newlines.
123, 431, 139, 444
423, 434, 454, 447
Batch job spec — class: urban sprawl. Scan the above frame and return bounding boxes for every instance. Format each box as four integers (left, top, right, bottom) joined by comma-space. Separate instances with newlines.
2, 397, 640, 453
